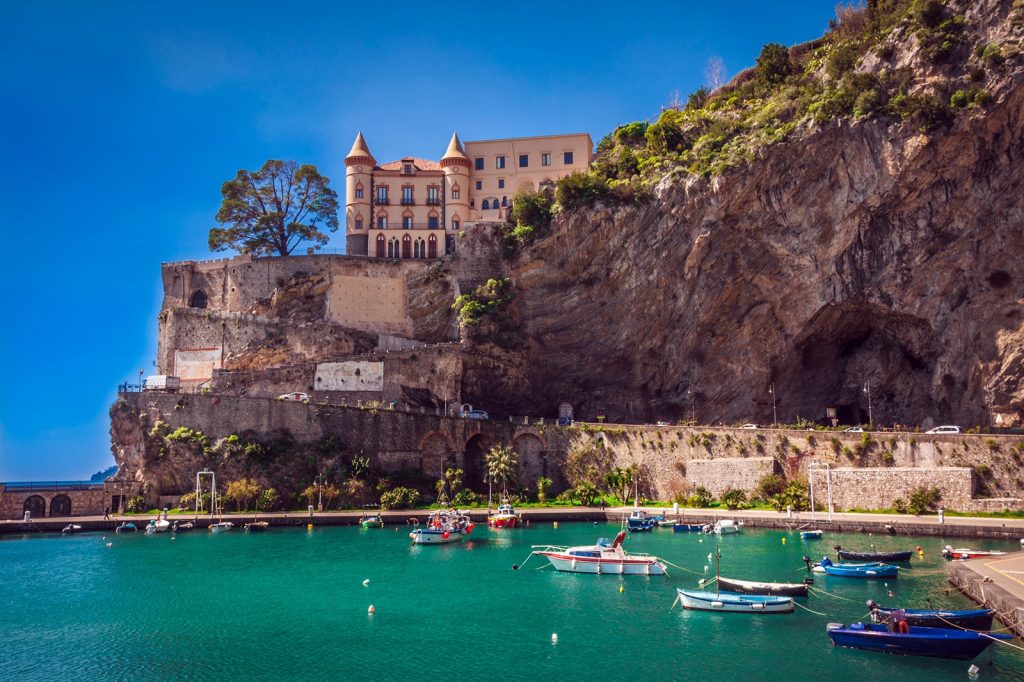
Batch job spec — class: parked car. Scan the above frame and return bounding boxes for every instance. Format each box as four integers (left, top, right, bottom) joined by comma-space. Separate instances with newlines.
843, 427, 864, 433
557, 416, 572, 427
740, 423, 758, 429
144, 375, 180, 392
656, 421, 669, 427
925, 425, 961, 434
465, 410, 489, 420
278, 392, 309, 402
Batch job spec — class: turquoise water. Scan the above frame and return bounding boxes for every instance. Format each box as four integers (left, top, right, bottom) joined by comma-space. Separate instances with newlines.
2, 523, 1022, 680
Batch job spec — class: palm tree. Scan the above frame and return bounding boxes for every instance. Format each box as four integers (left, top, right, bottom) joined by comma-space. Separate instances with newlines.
485, 444, 520, 499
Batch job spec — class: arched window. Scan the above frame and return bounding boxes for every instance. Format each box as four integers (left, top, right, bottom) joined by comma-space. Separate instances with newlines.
402, 234, 412, 259
376, 233, 386, 258
189, 290, 208, 309
428, 233, 438, 258
482, 199, 490, 210
50, 494, 71, 517
24, 495, 45, 519
501, 196, 508, 207
355, 183, 364, 199
388, 237, 399, 259
414, 237, 426, 258
451, 184, 461, 200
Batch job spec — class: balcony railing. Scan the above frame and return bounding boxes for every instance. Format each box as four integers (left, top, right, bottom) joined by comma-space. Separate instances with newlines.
370, 223, 445, 230
375, 197, 390, 205
400, 198, 415, 205
426, 198, 441, 206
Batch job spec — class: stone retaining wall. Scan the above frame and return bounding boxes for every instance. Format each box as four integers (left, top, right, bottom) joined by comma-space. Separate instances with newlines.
808, 466, 973, 510
685, 457, 775, 496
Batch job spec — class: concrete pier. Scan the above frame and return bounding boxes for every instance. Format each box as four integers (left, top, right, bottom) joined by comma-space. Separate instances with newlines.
948, 552, 1024, 637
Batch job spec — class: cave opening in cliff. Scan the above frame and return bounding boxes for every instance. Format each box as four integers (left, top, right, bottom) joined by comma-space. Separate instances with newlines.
463, 433, 492, 493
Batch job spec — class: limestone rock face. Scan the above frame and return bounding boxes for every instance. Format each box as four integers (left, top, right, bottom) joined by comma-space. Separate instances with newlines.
467, 68, 1024, 427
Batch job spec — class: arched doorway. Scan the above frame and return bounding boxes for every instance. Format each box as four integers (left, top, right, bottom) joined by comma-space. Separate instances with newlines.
420, 432, 451, 478
513, 434, 545, 490
376, 233, 386, 257
402, 234, 411, 259
50, 494, 72, 517
24, 495, 45, 519
188, 290, 208, 309
463, 433, 493, 493
428, 234, 437, 258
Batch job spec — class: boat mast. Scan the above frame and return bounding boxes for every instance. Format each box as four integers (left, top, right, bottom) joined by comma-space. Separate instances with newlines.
716, 545, 721, 597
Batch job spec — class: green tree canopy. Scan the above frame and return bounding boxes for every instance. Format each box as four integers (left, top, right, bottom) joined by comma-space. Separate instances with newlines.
484, 444, 520, 495
209, 160, 339, 257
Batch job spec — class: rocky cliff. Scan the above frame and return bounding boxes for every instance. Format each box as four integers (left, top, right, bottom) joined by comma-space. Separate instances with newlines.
462, 0, 1024, 427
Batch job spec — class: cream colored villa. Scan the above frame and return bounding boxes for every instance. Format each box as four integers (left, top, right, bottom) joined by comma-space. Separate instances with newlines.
344, 131, 593, 258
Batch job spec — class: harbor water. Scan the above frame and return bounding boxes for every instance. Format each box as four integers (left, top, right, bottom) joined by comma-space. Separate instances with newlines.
2, 522, 1022, 680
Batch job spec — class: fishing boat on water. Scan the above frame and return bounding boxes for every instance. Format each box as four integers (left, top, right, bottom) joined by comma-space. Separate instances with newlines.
810, 556, 898, 578
115, 522, 137, 533
244, 521, 269, 532
826, 622, 1011, 660
487, 503, 518, 529
676, 547, 795, 612
360, 514, 385, 529
866, 601, 995, 630
834, 544, 913, 562
627, 509, 657, 532
532, 530, 667, 575
145, 514, 171, 535
410, 509, 473, 544
672, 522, 705, 532
61, 524, 82, 535
712, 519, 741, 534
800, 529, 823, 540
942, 545, 1008, 561
716, 576, 811, 597
209, 521, 234, 533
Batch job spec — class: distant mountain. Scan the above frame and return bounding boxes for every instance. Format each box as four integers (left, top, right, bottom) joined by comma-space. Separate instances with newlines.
90, 465, 118, 482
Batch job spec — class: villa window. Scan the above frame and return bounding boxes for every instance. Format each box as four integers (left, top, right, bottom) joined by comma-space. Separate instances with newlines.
474, 158, 484, 170
403, 163, 414, 174
376, 234, 386, 257
482, 199, 490, 210
501, 196, 508, 207
427, 186, 439, 205
451, 185, 460, 200
475, 180, 482, 190
377, 216, 387, 229
402, 234, 412, 259
355, 184, 364, 199
452, 220, 460, 231
428, 216, 439, 229
414, 237, 426, 258
518, 154, 528, 168
376, 186, 388, 205
541, 153, 551, 166
388, 237, 399, 258
402, 186, 414, 205
355, 218, 363, 230
403, 216, 413, 229
498, 179, 504, 189
564, 151, 574, 165
428, 234, 437, 258
496, 156, 506, 169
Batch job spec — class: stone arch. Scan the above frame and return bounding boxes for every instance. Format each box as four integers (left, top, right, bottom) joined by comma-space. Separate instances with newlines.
24, 495, 45, 519
188, 290, 208, 309
50, 494, 71, 517
513, 433, 546, 491
463, 433, 493, 492
419, 431, 454, 478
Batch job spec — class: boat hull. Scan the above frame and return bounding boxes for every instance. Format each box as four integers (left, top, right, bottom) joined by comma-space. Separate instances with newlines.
837, 549, 912, 562
823, 565, 898, 578
717, 576, 809, 597
827, 623, 1010, 660
411, 529, 463, 544
943, 548, 1007, 561
677, 589, 794, 613
673, 524, 705, 532
538, 552, 666, 575
800, 530, 823, 540
869, 606, 994, 631
488, 516, 517, 529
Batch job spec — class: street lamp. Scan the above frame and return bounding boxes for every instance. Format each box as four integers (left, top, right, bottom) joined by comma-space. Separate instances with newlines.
863, 382, 873, 427
769, 383, 777, 427
316, 473, 324, 512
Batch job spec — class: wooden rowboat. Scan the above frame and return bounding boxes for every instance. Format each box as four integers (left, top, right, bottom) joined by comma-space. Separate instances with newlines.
717, 576, 810, 597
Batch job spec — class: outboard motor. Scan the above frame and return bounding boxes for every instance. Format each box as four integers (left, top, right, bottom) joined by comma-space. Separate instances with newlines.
802, 555, 814, 571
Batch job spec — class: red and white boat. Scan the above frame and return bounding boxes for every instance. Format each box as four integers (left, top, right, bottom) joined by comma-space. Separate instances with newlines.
488, 503, 518, 529
942, 545, 1008, 561
532, 530, 667, 575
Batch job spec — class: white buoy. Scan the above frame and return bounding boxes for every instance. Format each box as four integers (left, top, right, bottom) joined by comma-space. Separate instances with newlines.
363, 579, 370, 586
368, 604, 375, 614
105, 542, 112, 548
707, 553, 713, 562
704, 565, 709, 573
551, 633, 558, 644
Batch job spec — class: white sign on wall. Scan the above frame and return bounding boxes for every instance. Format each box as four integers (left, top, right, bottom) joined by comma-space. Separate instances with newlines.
315, 361, 384, 391
174, 348, 222, 382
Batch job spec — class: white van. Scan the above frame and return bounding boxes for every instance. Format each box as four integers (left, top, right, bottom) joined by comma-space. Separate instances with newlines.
925, 425, 961, 434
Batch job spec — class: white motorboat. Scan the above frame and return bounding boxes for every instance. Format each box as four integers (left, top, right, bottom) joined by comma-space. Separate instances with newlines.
532, 530, 667, 575
409, 509, 473, 544
144, 514, 172, 535
209, 521, 234, 533
713, 519, 741, 534
61, 524, 82, 535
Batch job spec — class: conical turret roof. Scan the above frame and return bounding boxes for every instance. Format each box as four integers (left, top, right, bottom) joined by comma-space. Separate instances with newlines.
345, 131, 374, 163
440, 132, 470, 167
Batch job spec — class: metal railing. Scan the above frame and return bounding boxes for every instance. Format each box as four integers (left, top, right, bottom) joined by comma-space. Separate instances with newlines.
370, 223, 445, 231
2, 481, 106, 491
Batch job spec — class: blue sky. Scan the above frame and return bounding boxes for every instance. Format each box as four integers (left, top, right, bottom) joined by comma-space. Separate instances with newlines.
0, 1, 838, 480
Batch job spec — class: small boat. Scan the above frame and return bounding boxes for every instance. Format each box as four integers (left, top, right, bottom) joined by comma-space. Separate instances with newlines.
800, 529, 823, 540
410, 509, 473, 544
866, 601, 995, 631
144, 517, 171, 535
209, 521, 234, 533
115, 522, 137, 533
826, 622, 1011, 660
360, 514, 385, 529
834, 544, 913, 562
812, 556, 898, 579
171, 521, 194, 532
672, 523, 705, 533
61, 524, 82, 535
942, 545, 1008, 561
717, 576, 811, 597
487, 504, 517, 529
626, 509, 656, 532
657, 519, 676, 528
677, 588, 795, 613
244, 521, 269, 532
713, 519, 741, 535
532, 530, 667, 575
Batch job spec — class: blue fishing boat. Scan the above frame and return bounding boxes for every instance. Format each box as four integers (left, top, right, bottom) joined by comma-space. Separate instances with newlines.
800, 529, 823, 540
672, 523, 705, 533
826, 622, 1011, 660
811, 556, 898, 578
866, 601, 995, 630
626, 509, 656, 532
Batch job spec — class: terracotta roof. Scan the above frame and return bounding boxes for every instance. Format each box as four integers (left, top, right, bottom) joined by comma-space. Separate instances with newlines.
346, 131, 374, 160
376, 158, 443, 172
